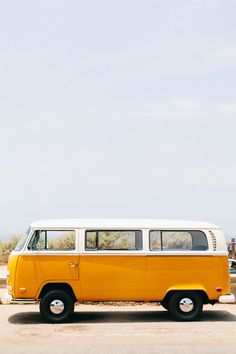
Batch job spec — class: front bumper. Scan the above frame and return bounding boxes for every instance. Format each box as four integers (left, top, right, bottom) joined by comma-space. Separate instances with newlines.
0, 291, 13, 304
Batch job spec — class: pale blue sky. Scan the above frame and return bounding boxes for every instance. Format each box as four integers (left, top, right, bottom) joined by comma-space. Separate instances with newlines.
1, 0, 236, 237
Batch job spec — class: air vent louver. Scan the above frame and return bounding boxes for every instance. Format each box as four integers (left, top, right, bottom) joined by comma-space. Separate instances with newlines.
209, 230, 217, 251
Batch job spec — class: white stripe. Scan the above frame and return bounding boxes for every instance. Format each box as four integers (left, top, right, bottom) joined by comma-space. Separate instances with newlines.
11, 251, 228, 256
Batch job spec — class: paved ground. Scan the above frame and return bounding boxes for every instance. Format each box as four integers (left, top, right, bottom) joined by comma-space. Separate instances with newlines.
0, 302, 236, 354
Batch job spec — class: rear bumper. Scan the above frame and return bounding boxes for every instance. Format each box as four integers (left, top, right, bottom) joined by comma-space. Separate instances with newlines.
218, 294, 235, 303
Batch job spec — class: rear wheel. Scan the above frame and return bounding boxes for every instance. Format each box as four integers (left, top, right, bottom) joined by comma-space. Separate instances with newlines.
168, 291, 203, 321
40, 290, 74, 323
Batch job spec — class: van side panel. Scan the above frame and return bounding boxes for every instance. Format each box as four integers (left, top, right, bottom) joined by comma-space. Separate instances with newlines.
79, 255, 146, 301
147, 255, 230, 300
14, 254, 80, 299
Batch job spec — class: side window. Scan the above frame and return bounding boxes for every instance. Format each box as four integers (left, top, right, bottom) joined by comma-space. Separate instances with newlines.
28, 230, 75, 251
149, 230, 208, 251
150, 231, 161, 250
86, 231, 97, 249
191, 231, 208, 250
162, 231, 192, 250
85, 230, 142, 251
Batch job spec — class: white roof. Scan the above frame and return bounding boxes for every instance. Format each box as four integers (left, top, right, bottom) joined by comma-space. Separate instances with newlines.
30, 219, 220, 230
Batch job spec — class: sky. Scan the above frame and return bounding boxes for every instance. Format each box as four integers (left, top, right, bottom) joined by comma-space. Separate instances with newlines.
0, 0, 236, 238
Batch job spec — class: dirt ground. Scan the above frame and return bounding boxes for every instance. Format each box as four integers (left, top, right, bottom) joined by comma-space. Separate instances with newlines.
0, 302, 236, 354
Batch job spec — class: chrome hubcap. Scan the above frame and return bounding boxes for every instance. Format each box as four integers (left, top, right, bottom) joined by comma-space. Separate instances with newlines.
179, 298, 194, 313
50, 299, 64, 314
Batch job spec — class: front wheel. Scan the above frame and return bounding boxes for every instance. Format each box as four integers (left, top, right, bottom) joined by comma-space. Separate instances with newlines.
40, 290, 74, 323
168, 291, 203, 321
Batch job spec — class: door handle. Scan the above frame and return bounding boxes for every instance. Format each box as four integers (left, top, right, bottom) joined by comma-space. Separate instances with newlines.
68, 262, 79, 267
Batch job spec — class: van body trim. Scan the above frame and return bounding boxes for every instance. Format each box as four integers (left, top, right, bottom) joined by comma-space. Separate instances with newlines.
11, 251, 228, 256
11, 298, 38, 304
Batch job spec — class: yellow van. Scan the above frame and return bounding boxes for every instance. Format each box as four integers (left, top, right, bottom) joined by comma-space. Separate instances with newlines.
7, 219, 235, 322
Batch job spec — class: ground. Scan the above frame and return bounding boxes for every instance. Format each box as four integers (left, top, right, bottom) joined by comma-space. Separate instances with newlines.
0, 301, 236, 354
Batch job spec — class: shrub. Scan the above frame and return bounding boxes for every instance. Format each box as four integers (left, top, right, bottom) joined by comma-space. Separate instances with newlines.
48, 231, 75, 250
0, 234, 22, 264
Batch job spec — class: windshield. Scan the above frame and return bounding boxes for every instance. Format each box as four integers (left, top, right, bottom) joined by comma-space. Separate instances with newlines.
14, 227, 31, 251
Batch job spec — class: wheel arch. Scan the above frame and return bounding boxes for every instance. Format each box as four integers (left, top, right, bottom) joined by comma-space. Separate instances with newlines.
162, 289, 210, 305
38, 283, 77, 302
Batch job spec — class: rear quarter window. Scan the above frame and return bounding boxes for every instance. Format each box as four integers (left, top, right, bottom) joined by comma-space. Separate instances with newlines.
150, 230, 208, 251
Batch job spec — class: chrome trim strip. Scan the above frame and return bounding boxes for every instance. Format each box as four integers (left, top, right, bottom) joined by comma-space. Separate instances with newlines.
12, 298, 38, 304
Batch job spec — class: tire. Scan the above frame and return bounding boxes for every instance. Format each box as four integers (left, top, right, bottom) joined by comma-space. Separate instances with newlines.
168, 291, 203, 321
40, 290, 74, 323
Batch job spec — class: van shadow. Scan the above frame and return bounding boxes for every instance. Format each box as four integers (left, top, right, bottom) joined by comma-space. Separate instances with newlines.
8, 310, 236, 325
